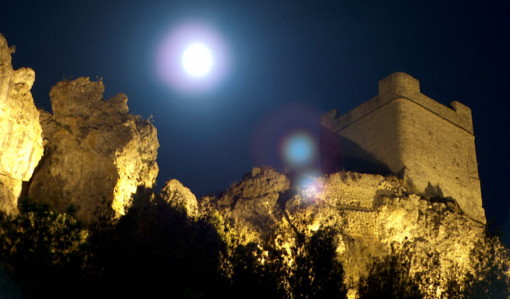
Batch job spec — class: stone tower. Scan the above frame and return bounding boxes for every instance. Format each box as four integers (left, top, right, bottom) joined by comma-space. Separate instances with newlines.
321, 72, 485, 223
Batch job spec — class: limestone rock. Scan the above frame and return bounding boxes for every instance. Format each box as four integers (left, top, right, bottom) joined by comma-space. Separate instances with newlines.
215, 167, 290, 243
205, 168, 489, 297
160, 179, 199, 218
287, 172, 485, 297
28, 77, 158, 224
0, 35, 44, 214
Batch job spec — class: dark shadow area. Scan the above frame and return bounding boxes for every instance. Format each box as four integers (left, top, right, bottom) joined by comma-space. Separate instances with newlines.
461, 230, 510, 299
0, 198, 87, 299
320, 126, 392, 176
358, 247, 422, 299
288, 227, 347, 299
228, 242, 286, 299
84, 187, 227, 298
424, 182, 445, 199
0, 189, 228, 298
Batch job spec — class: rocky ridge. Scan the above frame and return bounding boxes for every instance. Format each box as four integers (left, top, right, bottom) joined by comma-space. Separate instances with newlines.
190, 167, 496, 298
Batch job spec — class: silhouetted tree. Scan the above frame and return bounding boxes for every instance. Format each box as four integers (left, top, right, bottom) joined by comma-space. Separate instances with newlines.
0, 198, 88, 298
289, 228, 347, 298
85, 189, 227, 298
358, 247, 422, 299
462, 231, 510, 299
228, 242, 285, 299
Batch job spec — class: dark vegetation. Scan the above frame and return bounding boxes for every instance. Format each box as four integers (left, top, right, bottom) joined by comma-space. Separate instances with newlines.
358, 247, 422, 299
0, 195, 508, 298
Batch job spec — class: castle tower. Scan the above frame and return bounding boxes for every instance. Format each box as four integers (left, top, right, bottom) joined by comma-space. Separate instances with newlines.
321, 72, 485, 223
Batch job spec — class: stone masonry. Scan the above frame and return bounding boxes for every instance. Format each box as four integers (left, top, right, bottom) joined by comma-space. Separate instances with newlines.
321, 72, 485, 223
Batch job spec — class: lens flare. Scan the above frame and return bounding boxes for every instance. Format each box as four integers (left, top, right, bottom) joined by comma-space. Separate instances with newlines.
250, 103, 321, 170
295, 170, 323, 202
282, 132, 317, 168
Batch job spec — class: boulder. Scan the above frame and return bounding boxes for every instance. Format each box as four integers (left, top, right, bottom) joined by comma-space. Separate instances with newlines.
160, 179, 199, 218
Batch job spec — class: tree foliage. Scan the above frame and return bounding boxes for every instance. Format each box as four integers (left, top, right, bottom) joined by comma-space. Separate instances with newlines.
358, 247, 422, 299
0, 198, 88, 298
2, 195, 510, 299
288, 228, 347, 298
84, 190, 227, 298
462, 232, 510, 298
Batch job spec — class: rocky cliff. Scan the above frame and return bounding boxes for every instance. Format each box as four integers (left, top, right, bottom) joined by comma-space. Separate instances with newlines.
0, 35, 44, 214
27, 77, 159, 224
187, 167, 502, 298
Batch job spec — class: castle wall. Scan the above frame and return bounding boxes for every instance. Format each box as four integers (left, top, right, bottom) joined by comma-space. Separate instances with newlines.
396, 98, 484, 222
321, 72, 485, 223
327, 99, 403, 175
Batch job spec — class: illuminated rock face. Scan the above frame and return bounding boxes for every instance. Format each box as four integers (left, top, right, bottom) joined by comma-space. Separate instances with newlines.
160, 179, 199, 218
212, 167, 290, 242
204, 167, 486, 297
0, 35, 44, 214
321, 72, 485, 224
28, 77, 158, 224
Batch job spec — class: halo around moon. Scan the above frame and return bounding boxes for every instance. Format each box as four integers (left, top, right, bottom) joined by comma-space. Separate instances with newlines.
155, 22, 230, 95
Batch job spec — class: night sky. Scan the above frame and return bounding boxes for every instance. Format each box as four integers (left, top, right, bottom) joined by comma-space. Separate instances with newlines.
1, 1, 509, 242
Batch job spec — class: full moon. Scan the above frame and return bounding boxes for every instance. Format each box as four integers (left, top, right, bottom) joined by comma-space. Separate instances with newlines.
181, 43, 213, 77
155, 23, 230, 94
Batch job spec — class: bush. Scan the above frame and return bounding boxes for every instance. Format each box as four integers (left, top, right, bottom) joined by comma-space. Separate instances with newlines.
358, 247, 422, 299
289, 228, 346, 298
0, 198, 88, 298
84, 192, 227, 298
462, 232, 510, 298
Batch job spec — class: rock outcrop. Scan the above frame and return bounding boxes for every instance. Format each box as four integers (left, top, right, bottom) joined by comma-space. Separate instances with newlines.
0, 35, 44, 214
160, 179, 199, 218
202, 167, 490, 298
28, 77, 158, 224
211, 167, 290, 243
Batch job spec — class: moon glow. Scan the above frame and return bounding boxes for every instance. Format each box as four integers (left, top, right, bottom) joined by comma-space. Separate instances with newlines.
155, 22, 230, 95
181, 43, 213, 77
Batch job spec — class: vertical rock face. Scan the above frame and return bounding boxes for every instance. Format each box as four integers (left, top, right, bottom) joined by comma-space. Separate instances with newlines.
0, 35, 44, 214
28, 77, 159, 224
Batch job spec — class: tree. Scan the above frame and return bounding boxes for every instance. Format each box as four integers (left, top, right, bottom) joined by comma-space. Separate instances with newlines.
0, 198, 88, 298
289, 228, 347, 298
462, 232, 510, 298
358, 247, 422, 299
